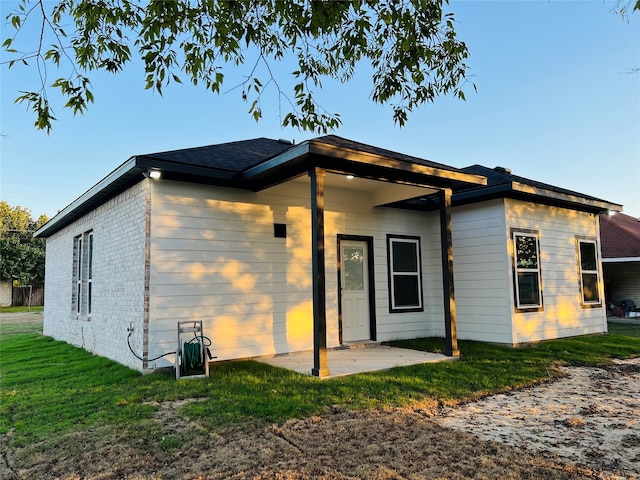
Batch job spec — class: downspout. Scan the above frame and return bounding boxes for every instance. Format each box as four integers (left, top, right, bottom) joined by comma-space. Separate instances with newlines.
595, 213, 608, 334
439, 188, 459, 357
142, 176, 152, 370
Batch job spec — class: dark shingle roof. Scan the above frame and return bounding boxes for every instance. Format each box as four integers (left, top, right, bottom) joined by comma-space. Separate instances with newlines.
36, 135, 486, 238
600, 212, 640, 258
452, 164, 621, 214
35, 135, 620, 238
138, 137, 295, 172
461, 165, 610, 202
136, 135, 471, 177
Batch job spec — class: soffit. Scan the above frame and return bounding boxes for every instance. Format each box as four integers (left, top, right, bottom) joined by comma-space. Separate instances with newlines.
285, 173, 440, 208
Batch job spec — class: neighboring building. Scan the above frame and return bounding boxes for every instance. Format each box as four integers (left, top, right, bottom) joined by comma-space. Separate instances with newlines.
599, 212, 640, 308
0, 279, 12, 307
35, 136, 621, 376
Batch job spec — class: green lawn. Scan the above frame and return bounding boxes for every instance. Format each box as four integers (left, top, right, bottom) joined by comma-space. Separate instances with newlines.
1, 321, 639, 453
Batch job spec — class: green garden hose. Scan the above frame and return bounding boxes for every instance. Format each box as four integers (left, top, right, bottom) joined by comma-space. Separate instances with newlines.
182, 341, 201, 373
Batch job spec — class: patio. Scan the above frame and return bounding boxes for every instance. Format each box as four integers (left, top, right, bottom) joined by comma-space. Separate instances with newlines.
258, 344, 456, 378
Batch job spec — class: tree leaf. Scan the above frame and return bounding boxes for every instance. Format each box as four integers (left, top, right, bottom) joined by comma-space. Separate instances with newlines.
5, 0, 474, 133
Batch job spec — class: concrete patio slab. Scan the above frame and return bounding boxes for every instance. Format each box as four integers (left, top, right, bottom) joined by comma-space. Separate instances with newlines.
608, 317, 640, 325
258, 345, 456, 378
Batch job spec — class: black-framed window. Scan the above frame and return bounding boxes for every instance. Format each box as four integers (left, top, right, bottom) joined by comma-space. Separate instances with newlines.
512, 231, 543, 310
577, 238, 601, 306
387, 235, 423, 312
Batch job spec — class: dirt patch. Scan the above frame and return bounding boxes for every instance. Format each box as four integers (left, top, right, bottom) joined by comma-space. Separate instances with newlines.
2, 355, 639, 479
438, 357, 640, 478
2, 408, 605, 480
0, 312, 43, 324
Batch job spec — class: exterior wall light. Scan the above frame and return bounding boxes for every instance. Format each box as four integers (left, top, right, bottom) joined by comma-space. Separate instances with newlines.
346, 175, 355, 180
608, 210, 617, 216
148, 169, 162, 179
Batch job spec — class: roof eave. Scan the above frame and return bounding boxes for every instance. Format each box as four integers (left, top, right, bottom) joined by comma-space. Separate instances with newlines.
309, 141, 487, 186
602, 257, 640, 263
511, 182, 622, 213
241, 139, 487, 191
35, 157, 142, 238
34, 152, 250, 238
452, 181, 621, 214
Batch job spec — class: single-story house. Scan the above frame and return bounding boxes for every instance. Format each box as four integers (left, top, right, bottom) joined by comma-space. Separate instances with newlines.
599, 212, 640, 309
36, 136, 621, 376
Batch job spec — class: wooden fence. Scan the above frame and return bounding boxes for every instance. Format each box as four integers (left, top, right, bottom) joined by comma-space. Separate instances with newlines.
12, 283, 44, 307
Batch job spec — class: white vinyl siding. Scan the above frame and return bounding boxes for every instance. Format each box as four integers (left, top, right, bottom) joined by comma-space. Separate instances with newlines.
504, 199, 606, 344
148, 179, 443, 366
450, 200, 512, 344
452, 199, 607, 346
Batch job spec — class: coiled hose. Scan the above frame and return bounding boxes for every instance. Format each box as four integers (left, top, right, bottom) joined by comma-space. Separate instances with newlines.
182, 340, 202, 372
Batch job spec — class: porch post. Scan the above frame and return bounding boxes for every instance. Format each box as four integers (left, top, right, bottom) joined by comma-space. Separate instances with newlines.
439, 188, 459, 357
310, 167, 330, 377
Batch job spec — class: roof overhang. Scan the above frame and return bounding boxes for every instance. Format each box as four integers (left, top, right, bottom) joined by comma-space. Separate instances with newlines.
452, 181, 622, 214
36, 157, 141, 238
242, 139, 486, 191
281, 173, 441, 208
36, 138, 487, 238
602, 257, 640, 263
34, 154, 241, 238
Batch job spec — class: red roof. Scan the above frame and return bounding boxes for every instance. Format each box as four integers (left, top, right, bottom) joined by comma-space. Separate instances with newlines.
600, 212, 640, 258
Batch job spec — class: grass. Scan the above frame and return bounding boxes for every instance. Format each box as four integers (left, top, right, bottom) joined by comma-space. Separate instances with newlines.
608, 321, 640, 338
0, 319, 43, 336
1, 319, 639, 453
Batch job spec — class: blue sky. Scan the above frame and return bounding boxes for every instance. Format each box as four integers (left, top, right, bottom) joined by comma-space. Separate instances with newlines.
1, 0, 639, 220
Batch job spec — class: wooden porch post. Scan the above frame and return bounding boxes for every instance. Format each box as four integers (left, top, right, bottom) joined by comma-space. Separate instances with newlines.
439, 188, 460, 357
310, 167, 330, 377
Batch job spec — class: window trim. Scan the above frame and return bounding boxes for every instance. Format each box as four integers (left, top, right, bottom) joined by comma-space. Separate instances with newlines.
577, 237, 602, 307
73, 230, 93, 319
387, 235, 424, 313
87, 231, 93, 316
75, 235, 83, 315
511, 229, 543, 312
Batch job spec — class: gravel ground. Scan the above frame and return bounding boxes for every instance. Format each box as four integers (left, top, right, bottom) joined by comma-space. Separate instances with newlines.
0, 311, 44, 324
438, 358, 640, 478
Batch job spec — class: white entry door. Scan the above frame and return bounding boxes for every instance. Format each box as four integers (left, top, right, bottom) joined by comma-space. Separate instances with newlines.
340, 240, 371, 342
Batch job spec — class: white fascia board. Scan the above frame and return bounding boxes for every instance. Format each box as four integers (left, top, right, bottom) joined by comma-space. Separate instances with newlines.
34, 157, 138, 237
309, 141, 487, 186
511, 182, 622, 213
602, 257, 640, 263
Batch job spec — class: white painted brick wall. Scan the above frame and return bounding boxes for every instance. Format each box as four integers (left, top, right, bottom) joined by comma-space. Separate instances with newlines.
43, 181, 148, 371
